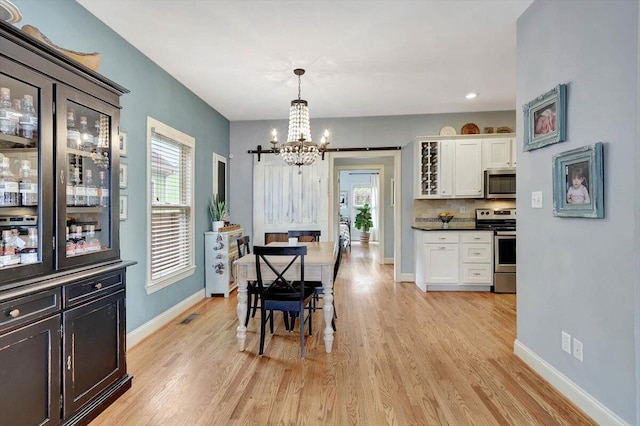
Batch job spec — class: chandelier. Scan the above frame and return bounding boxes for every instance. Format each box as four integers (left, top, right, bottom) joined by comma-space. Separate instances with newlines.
270, 69, 329, 171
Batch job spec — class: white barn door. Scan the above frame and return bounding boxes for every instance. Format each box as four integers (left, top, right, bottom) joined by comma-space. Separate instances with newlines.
253, 154, 329, 245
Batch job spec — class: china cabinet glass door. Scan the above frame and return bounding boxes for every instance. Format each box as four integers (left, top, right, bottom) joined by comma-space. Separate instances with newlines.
56, 87, 120, 269
0, 57, 54, 283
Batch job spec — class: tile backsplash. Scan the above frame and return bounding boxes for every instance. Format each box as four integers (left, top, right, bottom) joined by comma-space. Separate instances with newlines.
413, 198, 516, 226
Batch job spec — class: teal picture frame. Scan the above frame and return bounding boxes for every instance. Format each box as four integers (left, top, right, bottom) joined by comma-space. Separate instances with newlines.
552, 142, 603, 218
523, 84, 567, 151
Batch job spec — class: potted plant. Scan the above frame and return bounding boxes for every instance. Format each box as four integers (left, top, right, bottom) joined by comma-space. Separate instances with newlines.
354, 203, 373, 244
209, 194, 227, 231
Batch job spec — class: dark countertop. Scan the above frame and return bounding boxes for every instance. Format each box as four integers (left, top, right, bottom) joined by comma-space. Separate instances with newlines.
412, 225, 489, 231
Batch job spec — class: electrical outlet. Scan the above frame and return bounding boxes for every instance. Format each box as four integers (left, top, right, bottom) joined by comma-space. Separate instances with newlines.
561, 331, 571, 354
460, 205, 466, 214
573, 338, 583, 362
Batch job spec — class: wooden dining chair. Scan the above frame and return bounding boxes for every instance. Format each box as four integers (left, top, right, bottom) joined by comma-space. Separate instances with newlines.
288, 230, 321, 242
237, 235, 260, 326
254, 245, 315, 357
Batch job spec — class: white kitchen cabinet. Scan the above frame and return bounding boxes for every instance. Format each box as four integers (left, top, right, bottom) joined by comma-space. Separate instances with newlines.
414, 230, 493, 291
454, 140, 483, 197
483, 137, 516, 169
511, 138, 517, 168
414, 138, 482, 199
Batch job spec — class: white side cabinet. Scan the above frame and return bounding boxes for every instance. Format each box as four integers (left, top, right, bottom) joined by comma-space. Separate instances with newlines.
205, 228, 244, 297
414, 230, 493, 291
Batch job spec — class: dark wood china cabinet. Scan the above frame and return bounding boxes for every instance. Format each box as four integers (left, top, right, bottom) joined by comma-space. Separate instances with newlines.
0, 20, 134, 425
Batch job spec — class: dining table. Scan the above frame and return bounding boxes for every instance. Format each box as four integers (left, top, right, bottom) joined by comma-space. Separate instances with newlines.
234, 241, 338, 353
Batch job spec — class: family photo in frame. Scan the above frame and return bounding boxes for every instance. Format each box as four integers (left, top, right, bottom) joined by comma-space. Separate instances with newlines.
523, 83, 567, 151
552, 142, 604, 218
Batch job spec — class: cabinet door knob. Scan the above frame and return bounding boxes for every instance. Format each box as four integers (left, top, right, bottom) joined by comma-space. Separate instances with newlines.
474, 237, 481, 240
8, 309, 20, 318
439, 237, 446, 240
439, 246, 447, 250
473, 272, 481, 276
473, 252, 481, 255
94, 282, 103, 290
67, 355, 72, 370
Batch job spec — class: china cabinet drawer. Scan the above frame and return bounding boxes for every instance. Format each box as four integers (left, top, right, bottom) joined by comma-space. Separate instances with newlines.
0, 288, 61, 333
424, 233, 459, 244
64, 270, 124, 308
462, 263, 493, 284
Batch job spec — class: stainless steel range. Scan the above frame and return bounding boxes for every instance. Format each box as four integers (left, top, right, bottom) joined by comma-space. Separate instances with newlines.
475, 208, 516, 293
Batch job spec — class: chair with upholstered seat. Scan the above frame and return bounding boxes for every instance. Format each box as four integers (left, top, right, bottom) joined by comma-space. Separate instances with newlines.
254, 245, 315, 357
237, 235, 260, 326
288, 230, 321, 242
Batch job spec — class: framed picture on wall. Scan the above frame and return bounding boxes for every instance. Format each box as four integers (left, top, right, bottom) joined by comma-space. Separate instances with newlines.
339, 191, 348, 207
119, 195, 128, 221
119, 131, 128, 157
552, 142, 603, 218
119, 163, 128, 189
523, 83, 567, 151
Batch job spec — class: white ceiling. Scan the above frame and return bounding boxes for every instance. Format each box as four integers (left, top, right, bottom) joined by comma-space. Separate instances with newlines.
77, 0, 532, 122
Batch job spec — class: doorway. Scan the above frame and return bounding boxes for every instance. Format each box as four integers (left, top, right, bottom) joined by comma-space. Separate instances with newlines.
329, 151, 402, 282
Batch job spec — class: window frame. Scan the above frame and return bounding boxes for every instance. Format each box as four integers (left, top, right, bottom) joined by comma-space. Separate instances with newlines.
146, 117, 196, 294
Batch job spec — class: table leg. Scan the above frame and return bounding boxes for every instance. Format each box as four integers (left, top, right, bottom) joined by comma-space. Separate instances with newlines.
322, 264, 334, 353
236, 267, 248, 351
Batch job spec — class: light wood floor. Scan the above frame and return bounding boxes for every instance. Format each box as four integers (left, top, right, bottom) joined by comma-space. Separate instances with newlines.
92, 242, 594, 425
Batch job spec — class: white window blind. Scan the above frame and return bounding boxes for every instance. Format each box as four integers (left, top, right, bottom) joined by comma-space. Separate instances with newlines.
147, 118, 195, 292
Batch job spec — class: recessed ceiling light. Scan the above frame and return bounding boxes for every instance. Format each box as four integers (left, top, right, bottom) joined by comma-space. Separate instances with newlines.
465, 92, 478, 100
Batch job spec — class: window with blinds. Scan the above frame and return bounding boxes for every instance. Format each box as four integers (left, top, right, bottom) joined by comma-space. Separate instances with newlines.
147, 118, 195, 292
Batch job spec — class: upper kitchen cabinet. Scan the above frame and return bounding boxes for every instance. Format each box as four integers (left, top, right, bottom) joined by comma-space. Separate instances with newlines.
483, 137, 516, 170
0, 21, 128, 286
415, 137, 482, 199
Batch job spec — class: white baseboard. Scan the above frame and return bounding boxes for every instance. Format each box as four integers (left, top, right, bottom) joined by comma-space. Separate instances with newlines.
127, 289, 205, 350
514, 339, 627, 426
400, 273, 415, 282
383, 257, 394, 264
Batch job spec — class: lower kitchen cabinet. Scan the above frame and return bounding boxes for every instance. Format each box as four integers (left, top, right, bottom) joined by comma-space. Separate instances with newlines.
414, 230, 493, 291
0, 315, 62, 426
0, 264, 133, 426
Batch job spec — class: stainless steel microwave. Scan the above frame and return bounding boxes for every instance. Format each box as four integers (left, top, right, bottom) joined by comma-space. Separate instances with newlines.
485, 169, 516, 199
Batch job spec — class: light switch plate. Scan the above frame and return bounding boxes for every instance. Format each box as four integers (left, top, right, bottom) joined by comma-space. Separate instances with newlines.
562, 331, 571, 354
531, 191, 543, 208
573, 338, 583, 362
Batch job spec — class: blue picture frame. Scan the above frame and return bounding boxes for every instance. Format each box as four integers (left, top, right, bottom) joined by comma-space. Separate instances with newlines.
552, 142, 603, 218
523, 84, 567, 151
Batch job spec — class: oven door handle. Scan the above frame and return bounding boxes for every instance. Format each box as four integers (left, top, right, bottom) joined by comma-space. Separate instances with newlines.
495, 231, 516, 237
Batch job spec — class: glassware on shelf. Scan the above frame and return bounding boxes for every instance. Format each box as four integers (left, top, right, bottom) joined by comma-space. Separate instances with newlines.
66, 166, 75, 206
10, 98, 21, 136
73, 225, 86, 255
98, 170, 109, 208
0, 155, 20, 206
19, 160, 38, 206
80, 116, 95, 152
20, 228, 38, 264
72, 167, 86, 206
85, 169, 98, 206
65, 226, 76, 257
66, 111, 81, 149
19, 95, 37, 141
86, 225, 100, 252
0, 87, 14, 135
0, 229, 19, 267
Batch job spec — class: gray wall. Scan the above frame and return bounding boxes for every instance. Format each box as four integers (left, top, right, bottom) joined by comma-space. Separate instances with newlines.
517, 1, 638, 422
13, 0, 230, 332
230, 111, 516, 275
